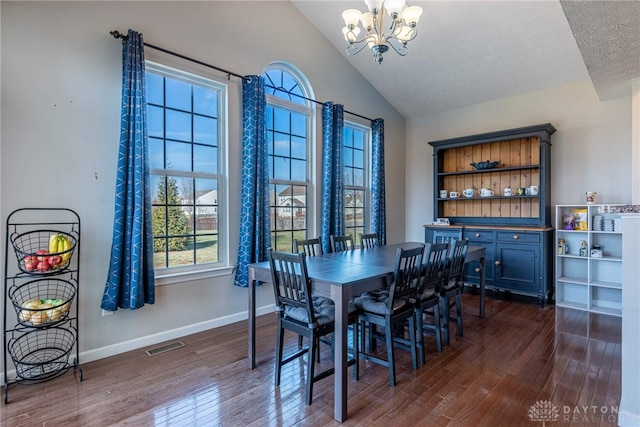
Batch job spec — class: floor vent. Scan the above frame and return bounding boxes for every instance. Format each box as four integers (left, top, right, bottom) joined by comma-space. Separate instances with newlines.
145, 341, 186, 356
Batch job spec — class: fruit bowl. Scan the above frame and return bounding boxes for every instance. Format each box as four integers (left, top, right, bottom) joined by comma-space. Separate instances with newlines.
10, 230, 77, 274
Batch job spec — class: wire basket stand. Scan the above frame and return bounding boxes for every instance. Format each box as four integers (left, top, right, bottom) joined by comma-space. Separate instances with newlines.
3, 208, 82, 404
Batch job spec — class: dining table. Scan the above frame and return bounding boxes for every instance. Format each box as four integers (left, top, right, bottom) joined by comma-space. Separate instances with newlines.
247, 241, 486, 422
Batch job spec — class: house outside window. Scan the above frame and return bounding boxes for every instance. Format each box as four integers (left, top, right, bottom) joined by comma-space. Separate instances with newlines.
343, 122, 370, 246
146, 62, 228, 279
262, 63, 315, 251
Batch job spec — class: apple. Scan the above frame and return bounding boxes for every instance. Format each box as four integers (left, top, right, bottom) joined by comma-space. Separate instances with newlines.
36, 260, 51, 272
35, 249, 49, 261
48, 255, 63, 268
24, 257, 36, 271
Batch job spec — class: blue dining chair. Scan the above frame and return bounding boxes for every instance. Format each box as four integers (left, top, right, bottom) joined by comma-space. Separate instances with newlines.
269, 249, 359, 405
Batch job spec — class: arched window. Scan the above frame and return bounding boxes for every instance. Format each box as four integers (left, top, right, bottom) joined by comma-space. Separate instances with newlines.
262, 63, 315, 251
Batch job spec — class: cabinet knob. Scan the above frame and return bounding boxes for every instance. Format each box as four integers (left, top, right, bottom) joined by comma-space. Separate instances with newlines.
475, 233, 481, 238
475, 267, 481, 273
513, 235, 519, 240
495, 260, 501, 266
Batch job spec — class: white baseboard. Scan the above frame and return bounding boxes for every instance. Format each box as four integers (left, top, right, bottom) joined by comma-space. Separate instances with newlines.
1, 304, 275, 385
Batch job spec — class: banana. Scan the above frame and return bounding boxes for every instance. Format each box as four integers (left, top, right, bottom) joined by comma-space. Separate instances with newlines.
48, 234, 59, 254
61, 235, 72, 262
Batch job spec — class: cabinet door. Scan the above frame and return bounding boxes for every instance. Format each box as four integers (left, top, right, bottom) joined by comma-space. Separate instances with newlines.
495, 242, 540, 295
462, 229, 494, 287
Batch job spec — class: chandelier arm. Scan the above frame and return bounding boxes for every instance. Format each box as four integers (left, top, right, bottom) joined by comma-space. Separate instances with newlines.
386, 38, 409, 56
345, 39, 371, 56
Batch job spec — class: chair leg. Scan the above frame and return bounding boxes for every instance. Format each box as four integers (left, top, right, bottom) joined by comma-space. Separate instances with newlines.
441, 297, 451, 346
433, 302, 443, 353
408, 316, 418, 371
415, 308, 425, 366
455, 293, 463, 337
275, 325, 285, 387
306, 333, 317, 405
352, 320, 359, 381
386, 321, 396, 387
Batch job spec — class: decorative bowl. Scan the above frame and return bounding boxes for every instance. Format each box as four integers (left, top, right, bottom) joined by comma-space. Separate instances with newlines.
470, 160, 500, 170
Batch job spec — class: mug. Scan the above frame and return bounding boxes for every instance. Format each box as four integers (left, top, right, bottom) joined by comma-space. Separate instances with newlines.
450, 191, 461, 198
529, 185, 539, 196
463, 189, 474, 198
503, 187, 512, 196
479, 188, 494, 197
517, 187, 530, 196
439, 189, 448, 198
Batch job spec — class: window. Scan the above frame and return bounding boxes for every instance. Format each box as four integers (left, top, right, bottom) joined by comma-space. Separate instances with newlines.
343, 123, 370, 246
146, 62, 227, 276
262, 64, 315, 251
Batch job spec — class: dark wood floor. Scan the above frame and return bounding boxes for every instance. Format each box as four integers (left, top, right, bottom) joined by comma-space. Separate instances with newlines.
1, 292, 621, 426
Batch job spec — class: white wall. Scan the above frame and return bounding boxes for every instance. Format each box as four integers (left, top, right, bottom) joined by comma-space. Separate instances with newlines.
0, 1, 405, 365
405, 80, 632, 242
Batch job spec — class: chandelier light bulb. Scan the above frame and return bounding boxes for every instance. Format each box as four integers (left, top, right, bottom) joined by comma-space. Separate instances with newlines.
401, 5, 423, 26
364, 0, 383, 13
384, 0, 406, 17
342, 9, 362, 28
343, 26, 362, 42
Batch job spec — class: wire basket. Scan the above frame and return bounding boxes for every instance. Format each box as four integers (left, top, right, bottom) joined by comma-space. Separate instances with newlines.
8, 278, 75, 327
10, 229, 77, 274
8, 327, 76, 381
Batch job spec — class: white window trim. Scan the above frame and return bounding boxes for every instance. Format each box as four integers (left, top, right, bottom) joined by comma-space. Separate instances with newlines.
146, 61, 230, 281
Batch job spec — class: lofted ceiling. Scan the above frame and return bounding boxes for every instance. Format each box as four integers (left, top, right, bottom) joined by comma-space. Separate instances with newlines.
291, 0, 640, 119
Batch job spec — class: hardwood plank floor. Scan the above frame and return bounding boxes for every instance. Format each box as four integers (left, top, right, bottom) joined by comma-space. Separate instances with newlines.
1, 293, 621, 426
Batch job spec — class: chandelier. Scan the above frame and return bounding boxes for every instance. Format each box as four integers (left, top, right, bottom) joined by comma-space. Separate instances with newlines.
341, 0, 423, 64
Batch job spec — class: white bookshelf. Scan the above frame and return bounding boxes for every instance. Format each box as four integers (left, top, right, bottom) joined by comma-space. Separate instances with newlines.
555, 204, 624, 316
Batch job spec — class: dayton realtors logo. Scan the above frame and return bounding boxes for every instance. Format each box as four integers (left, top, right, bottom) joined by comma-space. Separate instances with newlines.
528, 400, 619, 424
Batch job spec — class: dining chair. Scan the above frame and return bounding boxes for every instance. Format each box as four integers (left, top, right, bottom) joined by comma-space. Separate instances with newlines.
330, 234, 354, 252
293, 237, 328, 355
359, 232, 379, 249
294, 237, 324, 257
440, 238, 469, 346
268, 249, 359, 405
415, 242, 449, 365
432, 229, 462, 244
354, 244, 424, 386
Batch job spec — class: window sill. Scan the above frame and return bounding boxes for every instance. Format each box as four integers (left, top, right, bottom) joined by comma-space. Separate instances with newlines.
155, 265, 235, 286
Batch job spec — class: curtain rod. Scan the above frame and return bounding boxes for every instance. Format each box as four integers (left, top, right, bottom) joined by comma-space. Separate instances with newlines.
110, 30, 374, 122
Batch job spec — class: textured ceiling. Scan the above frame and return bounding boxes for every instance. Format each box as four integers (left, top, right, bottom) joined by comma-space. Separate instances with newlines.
291, 0, 640, 119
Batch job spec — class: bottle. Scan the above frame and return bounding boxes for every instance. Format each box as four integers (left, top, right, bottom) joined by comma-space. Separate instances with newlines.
579, 240, 588, 257
557, 238, 566, 255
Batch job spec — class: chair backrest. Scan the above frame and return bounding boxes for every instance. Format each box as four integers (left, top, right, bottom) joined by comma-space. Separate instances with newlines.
420, 242, 450, 292
360, 232, 379, 249
387, 244, 425, 307
432, 229, 462, 244
268, 249, 316, 325
330, 234, 354, 252
447, 238, 469, 283
294, 237, 324, 257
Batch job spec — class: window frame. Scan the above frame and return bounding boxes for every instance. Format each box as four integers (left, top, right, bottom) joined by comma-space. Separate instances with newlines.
263, 63, 316, 252
343, 120, 372, 246
145, 61, 232, 285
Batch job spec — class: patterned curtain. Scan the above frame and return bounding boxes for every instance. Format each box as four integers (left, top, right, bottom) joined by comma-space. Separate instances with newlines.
371, 118, 387, 245
320, 102, 345, 253
101, 29, 155, 311
234, 75, 271, 287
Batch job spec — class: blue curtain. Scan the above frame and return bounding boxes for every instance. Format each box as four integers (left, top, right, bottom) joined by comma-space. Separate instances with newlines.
234, 76, 271, 287
101, 29, 155, 311
320, 102, 345, 253
371, 118, 387, 245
